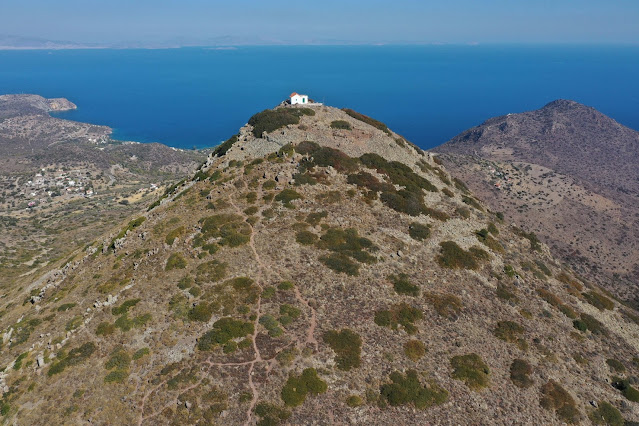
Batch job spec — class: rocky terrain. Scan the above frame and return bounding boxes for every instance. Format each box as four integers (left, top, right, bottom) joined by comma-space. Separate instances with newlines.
435, 100, 639, 307
2, 103, 639, 425
0, 94, 207, 285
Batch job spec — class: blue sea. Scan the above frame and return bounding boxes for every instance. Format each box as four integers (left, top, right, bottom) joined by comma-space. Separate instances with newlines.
0, 45, 638, 150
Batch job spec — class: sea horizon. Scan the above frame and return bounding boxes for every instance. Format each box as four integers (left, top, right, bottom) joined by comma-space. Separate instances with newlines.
2, 44, 638, 150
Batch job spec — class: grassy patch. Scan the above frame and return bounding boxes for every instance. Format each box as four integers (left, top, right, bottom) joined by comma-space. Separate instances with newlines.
195, 260, 228, 284
540, 380, 580, 423
196, 214, 251, 248
537, 288, 577, 319
404, 340, 426, 361
342, 109, 391, 135
475, 228, 504, 253
165, 226, 184, 245
323, 329, 362, 371
573, 313, 608, 336
589, 401, 624, 426
281, 368, 327, 407
166, 253, 187, 271
296, 231, 318, 246
112, 299, 140, 316
493, 321, 527, 350
437, 241, 487, 270
274, 189, 303, 208
254, 402, 291, 426
450, 353, 490, 390
424, 292, 462, 319
583, 291, 614, 311
606, 359, 625, 373
380, 370, 448, 409
259, 315, 283, 337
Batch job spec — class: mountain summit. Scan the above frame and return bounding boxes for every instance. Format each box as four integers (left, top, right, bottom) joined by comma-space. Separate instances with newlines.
2, 103, 639, 425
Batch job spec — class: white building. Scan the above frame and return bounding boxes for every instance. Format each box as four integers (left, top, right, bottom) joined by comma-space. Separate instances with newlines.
290, 92, 309, 105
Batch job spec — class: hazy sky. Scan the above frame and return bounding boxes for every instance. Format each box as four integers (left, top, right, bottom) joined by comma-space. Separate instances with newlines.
2, 0, 639, 45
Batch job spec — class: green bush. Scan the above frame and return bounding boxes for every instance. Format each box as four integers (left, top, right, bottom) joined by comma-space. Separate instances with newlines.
279, 304, 301, 326
188, 303, 214, 322
606, 359, 626, 373
105, 348, 131, 370
298, 145, 359, 173
306, 211, 328, 226
450, 353, 490, 390
380, 370, 448, 409
510, 359, 533, 388
274, 189, 303, 208
114, 313, 151, 332
537, 288, 576, 319
96, 322, 115, 336
342, 109, 391, 135
293, 173, 318, 186
389, 273, 419, 296
540, 380, 580, 423
320, 254, 359, 276
133, 348, 150, 360
496, 283, 519, 303
323, 329, 362, 371
404, 340, 426, 361
330, 120, 352, 130
112, 299, 140, 316
425, 292, 462, 319
296, 231, 318, 246
259, 315, 283, 337
590, 401, 624, 426
104, 369, 128, 384
346, 395, 364, 407
248, 108, 314, 137
198, 317, 254, 351
262, 179, 277, 190
612, 377, 639, 402
374, 303, 423, 334
281, 368, 327, 407
475, 229, 504, 253
166, 253, 187, 271
47, 342, 96, 376
213, 134, 238, 157
408, 222, 431, 241
278, 281, 295, 291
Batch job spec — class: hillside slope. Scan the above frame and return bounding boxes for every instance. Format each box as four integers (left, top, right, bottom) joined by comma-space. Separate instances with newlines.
435, 100, 639, 305
2, 104, 639, 425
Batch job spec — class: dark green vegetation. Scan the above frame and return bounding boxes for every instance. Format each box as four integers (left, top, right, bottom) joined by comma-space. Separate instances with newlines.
475, 228, 504, 253
112, 299, 140, 316
380, 370, 448, 409
330, 120, 352, 130
212, 134, 238, 157
450, 353, 490, 390
388, 273, 419, 296
612, 377, 639, 402
342, 109, 391, 135
281, 368, 327, 407
196, 214, 251, 248
606, 359, 625, 373
197, 318, 254, 351
437, 241, 488, 270
48, 342, 96, 376
249, 108, 315, 137
583, 291, 615, 311
322, 329, 362, 371
540, 380, 580, 423
296, 230, 318, 246
408, 222, 430, 241
374, 303, 423, 334
297, 141, 359, 173
509, 359, 533, 388
316, 227, 377, 276
109, 217, 145, 251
